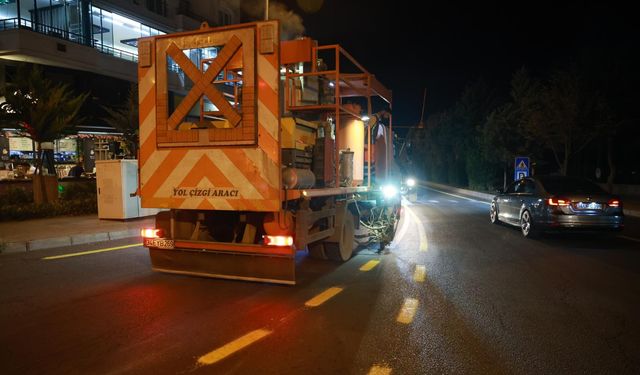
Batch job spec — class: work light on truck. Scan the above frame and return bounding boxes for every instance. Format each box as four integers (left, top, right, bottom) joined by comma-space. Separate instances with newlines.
382, 184, 398, 199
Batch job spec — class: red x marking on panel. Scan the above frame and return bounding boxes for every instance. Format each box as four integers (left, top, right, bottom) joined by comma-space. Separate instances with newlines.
165, 35, 242, 129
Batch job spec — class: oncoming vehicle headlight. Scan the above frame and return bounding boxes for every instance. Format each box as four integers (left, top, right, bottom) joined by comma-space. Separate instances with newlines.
406, 178, 416, 187
382, 184, 398, 199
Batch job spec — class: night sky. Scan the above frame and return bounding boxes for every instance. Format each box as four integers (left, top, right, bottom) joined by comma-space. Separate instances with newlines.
272, 0, 638, 128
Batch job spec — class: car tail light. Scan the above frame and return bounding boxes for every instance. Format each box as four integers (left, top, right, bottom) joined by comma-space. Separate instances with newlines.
608, 199, 622, 208
141, 228, 163, 238
263, 235, 294, 247
547, 197, 571, 206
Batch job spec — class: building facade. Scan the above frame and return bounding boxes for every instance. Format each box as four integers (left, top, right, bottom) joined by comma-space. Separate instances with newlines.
0, 0, 240, 177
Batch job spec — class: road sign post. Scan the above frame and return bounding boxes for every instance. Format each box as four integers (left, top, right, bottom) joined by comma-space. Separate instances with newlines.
514, 156, 530, 181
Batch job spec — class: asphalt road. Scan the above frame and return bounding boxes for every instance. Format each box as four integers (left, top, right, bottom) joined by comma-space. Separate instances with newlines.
1, 187, 639, 375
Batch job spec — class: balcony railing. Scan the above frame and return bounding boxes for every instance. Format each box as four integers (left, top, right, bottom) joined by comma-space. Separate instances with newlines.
0, 17, 138, 63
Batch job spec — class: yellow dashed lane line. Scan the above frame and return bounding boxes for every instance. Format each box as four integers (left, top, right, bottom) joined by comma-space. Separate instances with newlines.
197, 329, 272, 366
396, 298, 419, 324
42, 243, 143, 260
305, 287, 344, 307
368, 364, 393, 374
360, 260, 380, 271
413, 265, 426, 282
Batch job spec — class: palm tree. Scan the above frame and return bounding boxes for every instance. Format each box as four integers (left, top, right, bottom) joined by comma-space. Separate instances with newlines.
102, 83, 139, 158
0, 64, 88, 203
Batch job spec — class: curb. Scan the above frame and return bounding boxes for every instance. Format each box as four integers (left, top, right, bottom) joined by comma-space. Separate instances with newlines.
420, 181, 640, 218
2, 229, 142, 254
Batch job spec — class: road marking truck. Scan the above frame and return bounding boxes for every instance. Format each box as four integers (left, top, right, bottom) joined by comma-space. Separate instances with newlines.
138, 20, 400, 284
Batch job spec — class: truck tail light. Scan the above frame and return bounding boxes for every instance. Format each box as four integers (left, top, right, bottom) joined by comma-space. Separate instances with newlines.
141, 228, 163, 238
608, 199, 621, 208
263, 235, 294, 247
547, 197, 570, 206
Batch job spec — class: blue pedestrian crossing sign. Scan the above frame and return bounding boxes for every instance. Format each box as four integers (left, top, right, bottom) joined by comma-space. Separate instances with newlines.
514, 156, 530, 181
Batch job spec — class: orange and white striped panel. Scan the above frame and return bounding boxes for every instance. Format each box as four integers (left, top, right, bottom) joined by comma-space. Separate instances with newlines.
138, 21, 281, 212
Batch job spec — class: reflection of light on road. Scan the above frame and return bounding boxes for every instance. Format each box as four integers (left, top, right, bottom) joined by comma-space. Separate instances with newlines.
396, 298, 419, 324
360, 259, 380, 271
393, 207, 411, 245
368, 364, 392, 374
413, 265, 426, 282
42, 243, 142, 260
405, 206, 428, 252
197, 329, 272, 365
428, 200, 439, 203
305, 287, 343, 307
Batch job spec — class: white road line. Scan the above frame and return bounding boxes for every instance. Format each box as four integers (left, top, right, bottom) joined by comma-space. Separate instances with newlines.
423, 185, 491, 205
618, 235, 640, 243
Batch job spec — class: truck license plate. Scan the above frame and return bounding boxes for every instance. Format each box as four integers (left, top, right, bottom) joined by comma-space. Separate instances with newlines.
144, 238, 175, 249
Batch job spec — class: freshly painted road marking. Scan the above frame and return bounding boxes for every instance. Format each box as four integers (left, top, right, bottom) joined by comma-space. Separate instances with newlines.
423, 185, 491, 205
197, 329, 272, 366
42, 243, 143, 260
413, 265, 426, 282
619, 235, 640, 243
368, 364, 392, 375
405, 207, 428, 251
360, 260, 380, 271
393, 209, 411, 245
396, 298, 419, 324
305, 287, 344, 307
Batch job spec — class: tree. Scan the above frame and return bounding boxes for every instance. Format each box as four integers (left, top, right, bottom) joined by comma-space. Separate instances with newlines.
0, 64, 88, 203
514, 68, 608, 175
102, 83, 139, 158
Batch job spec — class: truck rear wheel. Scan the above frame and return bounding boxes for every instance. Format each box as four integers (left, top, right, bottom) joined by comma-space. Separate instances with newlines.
325, 213, 355, 261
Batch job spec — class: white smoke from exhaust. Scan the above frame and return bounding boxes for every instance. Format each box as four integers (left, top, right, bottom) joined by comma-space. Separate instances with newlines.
243, 0, 305, 40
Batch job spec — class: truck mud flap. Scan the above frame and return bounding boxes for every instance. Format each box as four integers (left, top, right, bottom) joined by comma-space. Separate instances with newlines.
148, 248, 296, 285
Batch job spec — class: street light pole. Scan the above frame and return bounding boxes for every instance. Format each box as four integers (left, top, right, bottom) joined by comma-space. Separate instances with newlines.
265, 0, 269, 20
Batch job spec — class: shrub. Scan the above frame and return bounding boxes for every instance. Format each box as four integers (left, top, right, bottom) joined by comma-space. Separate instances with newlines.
60, 181, 97, 201
0, 196, 97, 221
0, 187, 33, 204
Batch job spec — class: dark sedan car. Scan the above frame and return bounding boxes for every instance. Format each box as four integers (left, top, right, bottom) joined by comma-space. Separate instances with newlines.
490, 175, 624, 237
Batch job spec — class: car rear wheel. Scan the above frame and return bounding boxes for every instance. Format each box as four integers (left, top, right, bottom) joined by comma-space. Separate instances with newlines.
520, 210, 538, 238
490, 203, 500, 224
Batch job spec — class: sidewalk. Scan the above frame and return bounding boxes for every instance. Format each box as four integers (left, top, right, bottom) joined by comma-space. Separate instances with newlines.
0, 215, 153, 254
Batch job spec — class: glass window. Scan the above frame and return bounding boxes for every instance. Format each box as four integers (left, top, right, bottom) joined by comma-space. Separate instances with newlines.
111, 13, 142, 55
0, 1, 18, 29
505, 181, 517, 194
91, 6, 102, 45
20, 0, 34, 27
525, 180, 536, 194
100, 9, 114, 50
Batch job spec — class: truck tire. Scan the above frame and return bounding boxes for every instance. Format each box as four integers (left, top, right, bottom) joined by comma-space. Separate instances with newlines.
326, 213, 355, 261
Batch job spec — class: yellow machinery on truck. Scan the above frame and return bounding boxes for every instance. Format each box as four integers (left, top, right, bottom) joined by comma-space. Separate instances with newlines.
138, 20, 399, 284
